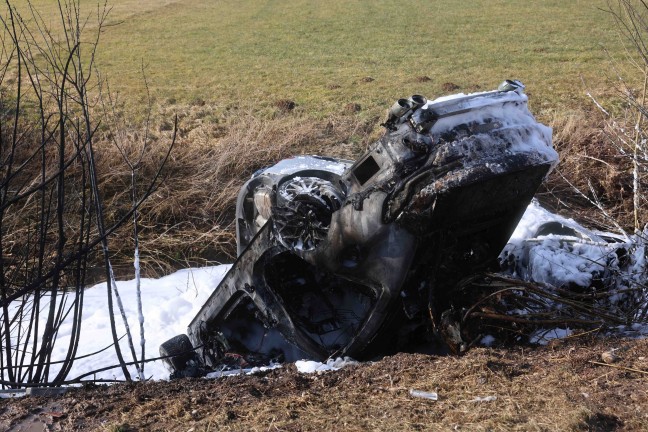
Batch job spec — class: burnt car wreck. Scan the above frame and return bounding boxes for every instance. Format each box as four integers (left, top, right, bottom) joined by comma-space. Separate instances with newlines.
161, 80, 559, 377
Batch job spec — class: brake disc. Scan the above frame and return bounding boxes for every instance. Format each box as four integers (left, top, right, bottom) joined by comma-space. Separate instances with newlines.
273, 177, 344, 251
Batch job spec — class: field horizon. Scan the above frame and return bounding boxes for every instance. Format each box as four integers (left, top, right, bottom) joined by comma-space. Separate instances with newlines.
8, 0, 630, 119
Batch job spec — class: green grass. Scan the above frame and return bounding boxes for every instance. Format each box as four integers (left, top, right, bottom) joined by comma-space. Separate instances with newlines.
3, 0, 638, 272
5, 0, 629, 118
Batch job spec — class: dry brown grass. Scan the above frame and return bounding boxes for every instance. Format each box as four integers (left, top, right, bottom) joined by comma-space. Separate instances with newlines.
120, 103, 636, 277
538, 108, 639, 232
2, 337, 646, 431
90, 105, 379, 278
51, 102, 637, 280
2, 89, 631, 282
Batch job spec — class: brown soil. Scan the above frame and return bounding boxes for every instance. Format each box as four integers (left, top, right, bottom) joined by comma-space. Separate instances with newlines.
1, 337, 646, 431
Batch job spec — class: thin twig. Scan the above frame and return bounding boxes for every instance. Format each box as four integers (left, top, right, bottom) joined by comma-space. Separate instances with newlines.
588, 360, 648, 375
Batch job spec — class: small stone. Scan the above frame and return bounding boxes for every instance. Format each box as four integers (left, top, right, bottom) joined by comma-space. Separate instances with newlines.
601, 350, 619, 364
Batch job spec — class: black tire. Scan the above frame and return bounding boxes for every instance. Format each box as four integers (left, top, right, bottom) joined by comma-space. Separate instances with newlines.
159, 334, 195, 372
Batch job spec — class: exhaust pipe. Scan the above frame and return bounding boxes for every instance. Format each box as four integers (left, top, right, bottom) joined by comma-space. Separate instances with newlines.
389, 98, 414, 118
383, 95, 428, 131
408, 94, 427, 111
498, 79, 525, 92
383, 98, 415, 130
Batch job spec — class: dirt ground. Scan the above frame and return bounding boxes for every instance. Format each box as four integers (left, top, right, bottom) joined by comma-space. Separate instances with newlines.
1, 336, 646, 432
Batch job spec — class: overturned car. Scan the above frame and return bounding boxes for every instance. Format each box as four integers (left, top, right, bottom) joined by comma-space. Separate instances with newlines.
161, 80, 559, 376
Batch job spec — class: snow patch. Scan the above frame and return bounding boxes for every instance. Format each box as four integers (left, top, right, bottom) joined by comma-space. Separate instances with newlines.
529, 328, 573, 345
4, 201, 647, 383
295, 357, 359, 373
7, 265, 231, 382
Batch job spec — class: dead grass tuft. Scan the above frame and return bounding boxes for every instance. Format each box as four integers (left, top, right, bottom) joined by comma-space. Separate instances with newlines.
94, 106, 377, 277
273, 99, 296, 112
441, 82, 461, 92
4, 338, 646, 431
344, 103, 362, 113
539, 109, 640, 231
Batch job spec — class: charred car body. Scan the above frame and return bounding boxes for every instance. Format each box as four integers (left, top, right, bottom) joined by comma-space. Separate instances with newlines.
161, 80, 559, 376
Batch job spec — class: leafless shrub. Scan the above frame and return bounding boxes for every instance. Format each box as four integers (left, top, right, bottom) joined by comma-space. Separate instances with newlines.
539, 110, 636, 230
0, 1, 174, 387
528, 0, 648, 328
561, 1, 648, 234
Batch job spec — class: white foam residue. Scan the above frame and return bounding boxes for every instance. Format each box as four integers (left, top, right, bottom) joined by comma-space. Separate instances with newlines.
508, 201, 599, 243
259, 156, 352, 176
427, 89, 493, 105
480, 335, 496, 347
6, 265, 231, 382
295, 357, 359, 373
615, 323, 648, 338
429, 99, 557, 166
204, 363, 282, 379
4, 201, 648, 383
529, 328, 573, 345
527, 236, 608, 287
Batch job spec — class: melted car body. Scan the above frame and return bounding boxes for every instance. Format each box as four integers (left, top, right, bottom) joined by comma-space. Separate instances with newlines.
161, 81, 559, 375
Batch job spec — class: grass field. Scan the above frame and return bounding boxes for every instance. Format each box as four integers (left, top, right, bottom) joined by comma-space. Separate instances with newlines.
2, 0, 640, 272
9, 0, 628, 118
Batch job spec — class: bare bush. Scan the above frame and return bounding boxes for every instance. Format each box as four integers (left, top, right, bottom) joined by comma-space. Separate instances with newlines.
531, 0, 648, 327
550, 1, 648, 234
0, 1, 173, 387
539, 109, 637, 232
